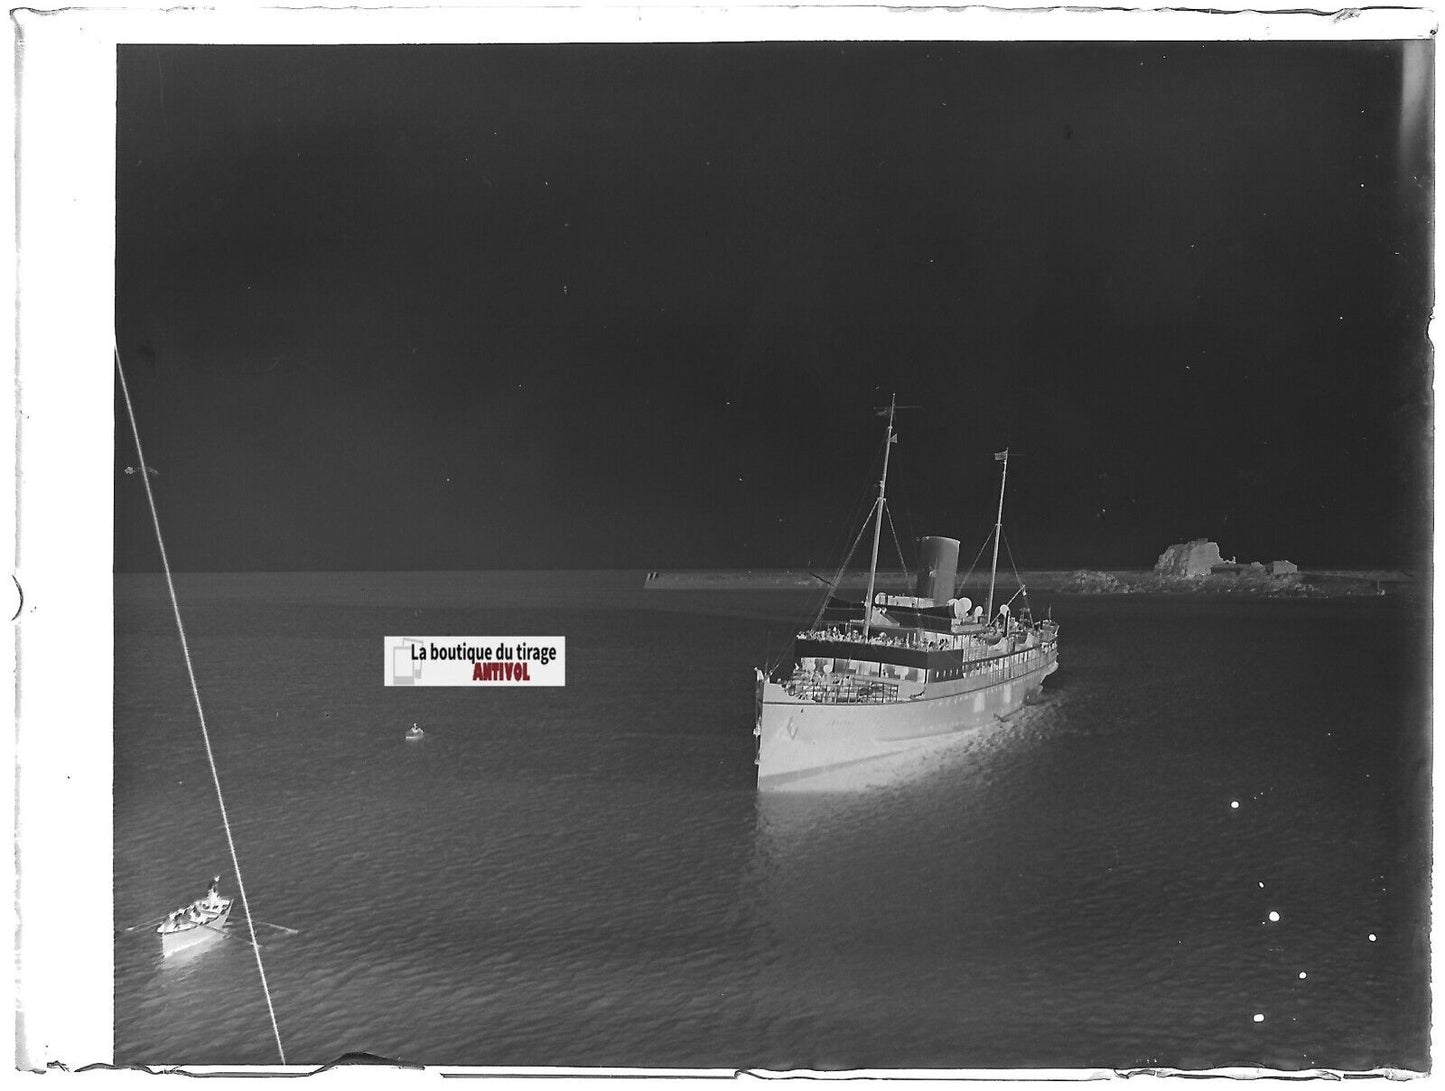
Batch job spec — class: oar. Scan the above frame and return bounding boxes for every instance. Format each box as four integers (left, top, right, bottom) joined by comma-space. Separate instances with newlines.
194, 919, 263, 949
119, 915, 170, 934
239, 917, 299, 936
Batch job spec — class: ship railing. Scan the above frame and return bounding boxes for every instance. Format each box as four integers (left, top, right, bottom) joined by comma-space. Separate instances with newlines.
800, 626, 1056, 654
797, 629, 985, 656
782, 676, 902, 704
797, 628, 925, 649
789, 634, 1057, 690
943, 639, 1057, 684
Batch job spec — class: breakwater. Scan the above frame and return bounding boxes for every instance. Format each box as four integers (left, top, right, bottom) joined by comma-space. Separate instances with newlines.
643, 569, 1106, 591
642, 568, 1414, 597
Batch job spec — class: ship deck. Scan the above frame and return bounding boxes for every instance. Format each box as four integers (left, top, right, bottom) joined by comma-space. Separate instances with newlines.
774, 621, 1059, 706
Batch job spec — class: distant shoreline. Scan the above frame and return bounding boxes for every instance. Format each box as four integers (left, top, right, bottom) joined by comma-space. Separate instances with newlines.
642, 568, 1417, 597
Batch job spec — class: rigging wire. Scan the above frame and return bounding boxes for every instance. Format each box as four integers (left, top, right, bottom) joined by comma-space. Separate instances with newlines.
886, 445, 917, 569
831, 470, 882, 579
808, 453, 877, 591
1000, 528, 1033, 610
884, 501, 911, 582
806, 504, 874, 632
114, 342, 288, 1066
767, 464, 876, 671
957, 533, 993, 590
771, 419, 893, 666
771, 412, 917, 669
807, 422, 906, 630
1001, 527, 1022, 582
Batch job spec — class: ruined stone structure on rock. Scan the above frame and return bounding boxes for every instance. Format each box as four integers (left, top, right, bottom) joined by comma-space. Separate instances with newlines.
1154, 539, 1225, 579
1156, 540, 1300, 581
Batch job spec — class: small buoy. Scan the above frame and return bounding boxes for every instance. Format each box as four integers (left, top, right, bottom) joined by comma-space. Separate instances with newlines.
1253, 1013, 1265, 1023
1268, 911, 1281, 922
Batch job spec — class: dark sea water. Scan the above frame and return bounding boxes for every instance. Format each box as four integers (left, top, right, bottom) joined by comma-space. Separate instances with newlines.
113, 571, 1430, 1071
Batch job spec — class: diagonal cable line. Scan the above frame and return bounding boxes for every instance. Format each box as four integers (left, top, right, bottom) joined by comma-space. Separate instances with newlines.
114, 341, 287, 1066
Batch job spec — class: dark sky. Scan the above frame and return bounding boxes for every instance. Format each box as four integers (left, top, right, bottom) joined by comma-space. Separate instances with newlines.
115, 41, 1433, 572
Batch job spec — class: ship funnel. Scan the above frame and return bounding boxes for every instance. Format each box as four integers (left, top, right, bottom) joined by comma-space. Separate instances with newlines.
915, 536, 960, 603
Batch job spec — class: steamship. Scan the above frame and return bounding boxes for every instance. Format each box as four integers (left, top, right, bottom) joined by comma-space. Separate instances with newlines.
753, 398, 1060, 790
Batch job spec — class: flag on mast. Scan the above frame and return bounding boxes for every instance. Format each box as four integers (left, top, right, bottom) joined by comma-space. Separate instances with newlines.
994, 449, 1009, 460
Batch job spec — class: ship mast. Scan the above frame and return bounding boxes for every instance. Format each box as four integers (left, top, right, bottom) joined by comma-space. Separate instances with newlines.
985, 448, 1009, 625
861, 393, 898, 639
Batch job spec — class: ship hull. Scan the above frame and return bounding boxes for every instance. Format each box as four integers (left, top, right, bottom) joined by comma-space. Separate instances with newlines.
158, 902, 232, 958
757, 649, 1057, 791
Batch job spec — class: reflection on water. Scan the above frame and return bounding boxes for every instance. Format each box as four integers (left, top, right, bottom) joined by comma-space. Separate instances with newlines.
115, 574, 1429, 1070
